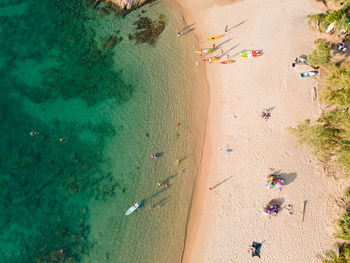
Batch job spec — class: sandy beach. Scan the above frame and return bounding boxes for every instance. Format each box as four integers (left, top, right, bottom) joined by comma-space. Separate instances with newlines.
178, 0, 343, 262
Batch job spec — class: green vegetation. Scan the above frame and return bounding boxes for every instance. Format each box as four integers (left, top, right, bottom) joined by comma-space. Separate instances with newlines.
326, 3, 350, 31
318, 243, 350, 263
322, 64, 350, 106
309, 2, 350, 32
289, 63, 350, 175
309, 13, 330, 32
302, 3, 350, 262
132, 15, 166, 45
307, 39, 332, 67
325, 7, 347, 24
336, 212, 350, 240
345, 188, 350, 198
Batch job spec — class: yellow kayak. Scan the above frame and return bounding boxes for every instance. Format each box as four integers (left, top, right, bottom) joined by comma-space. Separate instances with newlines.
206, 34, 224, 41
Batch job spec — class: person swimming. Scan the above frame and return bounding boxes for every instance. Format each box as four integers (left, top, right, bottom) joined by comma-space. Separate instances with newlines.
29, 131, 39, 136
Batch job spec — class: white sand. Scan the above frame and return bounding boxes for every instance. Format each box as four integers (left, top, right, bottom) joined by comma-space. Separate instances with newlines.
177, 0, 344, 262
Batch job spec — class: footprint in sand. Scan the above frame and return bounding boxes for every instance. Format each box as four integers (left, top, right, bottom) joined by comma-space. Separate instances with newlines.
255, 150, 264, 160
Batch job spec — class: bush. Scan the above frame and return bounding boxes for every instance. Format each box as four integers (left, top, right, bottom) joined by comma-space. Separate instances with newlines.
336, 212, 350, 240
344, 188, 350, 198
318, 243, 350, 263
326, 8, 346, 23
322, 63, 350, 106
309, 13, 330, 32
307, 39, 331, 67
325, 3, 350, 31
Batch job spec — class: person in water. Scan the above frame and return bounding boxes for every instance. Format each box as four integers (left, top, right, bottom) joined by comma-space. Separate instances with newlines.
151, 154, 159, 159
29, 131, 39, 136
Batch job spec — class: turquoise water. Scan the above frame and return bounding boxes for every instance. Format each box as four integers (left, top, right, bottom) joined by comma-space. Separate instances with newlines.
0, 0, 208, 262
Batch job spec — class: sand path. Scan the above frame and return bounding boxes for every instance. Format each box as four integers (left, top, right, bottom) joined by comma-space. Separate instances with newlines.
177, 0, 340, 262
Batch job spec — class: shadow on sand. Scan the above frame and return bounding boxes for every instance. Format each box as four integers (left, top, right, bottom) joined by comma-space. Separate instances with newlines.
210, 176, 233, 190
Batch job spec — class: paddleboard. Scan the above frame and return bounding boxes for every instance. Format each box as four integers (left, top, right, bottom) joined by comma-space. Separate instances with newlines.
125, 201, 141, 216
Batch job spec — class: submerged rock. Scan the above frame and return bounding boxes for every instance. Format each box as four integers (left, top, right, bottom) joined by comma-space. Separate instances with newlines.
107, 0, 147, 10
132, 15, 166, 45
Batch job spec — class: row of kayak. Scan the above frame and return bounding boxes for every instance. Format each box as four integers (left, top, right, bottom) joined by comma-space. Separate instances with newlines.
202, 57, 234, 64
200, 50, 262, 64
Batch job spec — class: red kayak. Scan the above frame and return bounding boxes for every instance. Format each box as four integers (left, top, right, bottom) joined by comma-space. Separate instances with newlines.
202, 57, 219, 63
240, 50, 262, 58
220, 60, 234, 64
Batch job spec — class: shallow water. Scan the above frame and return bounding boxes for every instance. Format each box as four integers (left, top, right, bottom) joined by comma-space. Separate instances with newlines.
0, 0, 208, 262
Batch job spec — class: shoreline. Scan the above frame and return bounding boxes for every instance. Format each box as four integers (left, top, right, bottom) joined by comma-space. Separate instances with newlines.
178, 0, 338, 262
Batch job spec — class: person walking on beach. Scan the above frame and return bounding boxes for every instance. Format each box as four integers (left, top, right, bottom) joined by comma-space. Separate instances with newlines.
247, 245, 256, 255
225, 25, 228, 32
221, 49, 224, 55
213, 43, 216, 49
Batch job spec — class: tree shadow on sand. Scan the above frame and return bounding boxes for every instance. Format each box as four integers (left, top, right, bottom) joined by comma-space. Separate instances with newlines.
280, 172, 297, 185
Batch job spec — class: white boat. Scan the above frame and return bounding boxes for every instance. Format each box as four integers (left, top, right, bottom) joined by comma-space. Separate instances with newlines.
125, 201, 141, 216
299, 71, 317, 78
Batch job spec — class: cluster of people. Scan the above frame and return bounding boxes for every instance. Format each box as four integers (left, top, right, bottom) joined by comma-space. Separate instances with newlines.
261, 109, 271, 120
338, 41, 348, 52
30, 130, 65, 142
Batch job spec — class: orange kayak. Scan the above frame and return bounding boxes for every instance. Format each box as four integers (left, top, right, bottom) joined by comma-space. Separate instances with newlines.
206, 34, 224, 41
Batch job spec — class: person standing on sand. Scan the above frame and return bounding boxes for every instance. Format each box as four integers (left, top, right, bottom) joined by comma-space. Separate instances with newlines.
176, 28, 181, 37
225, 25, 228, 32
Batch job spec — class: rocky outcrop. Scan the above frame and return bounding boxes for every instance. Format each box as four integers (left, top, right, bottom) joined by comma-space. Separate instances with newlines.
107, 0, 146, 10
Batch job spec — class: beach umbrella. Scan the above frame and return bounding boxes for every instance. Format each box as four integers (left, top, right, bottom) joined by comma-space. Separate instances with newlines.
259, 200, 281, 217
266, 174, 284, 190
251, 242, 262, 258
